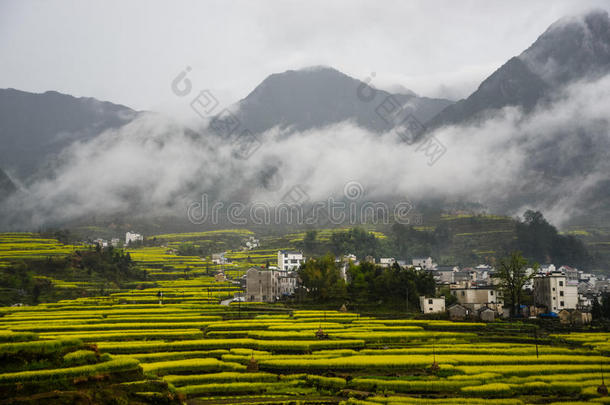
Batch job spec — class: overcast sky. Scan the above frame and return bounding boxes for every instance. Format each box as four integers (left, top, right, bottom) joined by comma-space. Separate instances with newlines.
1, 0, 608, 115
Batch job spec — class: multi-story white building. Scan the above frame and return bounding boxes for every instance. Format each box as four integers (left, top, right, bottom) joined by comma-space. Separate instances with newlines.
277, 250, 304, 271
125, 231, 143, 245
246, 267, 298, 302
419, 296, 445, 314
533, 271, 578, 312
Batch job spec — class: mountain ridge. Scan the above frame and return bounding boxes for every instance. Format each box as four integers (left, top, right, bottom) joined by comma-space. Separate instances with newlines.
429, 9, 610, 128
0, 88, 138, 180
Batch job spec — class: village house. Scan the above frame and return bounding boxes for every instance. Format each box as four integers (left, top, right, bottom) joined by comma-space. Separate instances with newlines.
533, 271, 578, 313
478, 307, 495, 322
125, 231, 143, 245
246, 267, 298, 303
450, 285, 503, 314
412, 256, 435, 270
448, 304, 469, 320
212, 253, 228, 265
379, 258, 396, 268
277, 250, 304, 271
419, 296, 445, 314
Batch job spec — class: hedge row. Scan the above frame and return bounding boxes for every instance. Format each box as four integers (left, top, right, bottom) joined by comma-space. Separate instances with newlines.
164, 371, 278, 387
141, 358, 245, 376
0, 358, 140, 384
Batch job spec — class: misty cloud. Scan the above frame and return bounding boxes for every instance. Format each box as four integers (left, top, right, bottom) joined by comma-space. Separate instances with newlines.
2, 72, 608, 229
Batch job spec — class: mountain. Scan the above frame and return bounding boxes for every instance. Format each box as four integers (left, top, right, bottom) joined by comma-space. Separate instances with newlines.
219, 66, 453, 135
0, 88, 138, 180
0, 168, 16, 200
429, 9, 610, 128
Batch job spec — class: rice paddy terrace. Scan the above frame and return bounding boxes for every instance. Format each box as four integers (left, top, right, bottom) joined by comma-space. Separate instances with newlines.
2, 299, 610, 404
2, 232, 610, 404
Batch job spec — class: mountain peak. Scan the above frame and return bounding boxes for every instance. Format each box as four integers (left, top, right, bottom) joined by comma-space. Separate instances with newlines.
519, 8, 610, 85
429, 9, 610, 128
231, 66, 452, 135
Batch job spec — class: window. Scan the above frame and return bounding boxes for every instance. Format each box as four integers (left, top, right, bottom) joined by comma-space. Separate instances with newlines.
560, 301, 565, 306
428, 299, 433, 304
461, 291, 465, 296
429, 308, 433, 311
490, 291, 494, 295
552, 287, 555, 291
559, 281, 564, 286
560, 291, 564, 297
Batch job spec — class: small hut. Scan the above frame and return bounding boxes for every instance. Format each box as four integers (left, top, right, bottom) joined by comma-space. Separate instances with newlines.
448, 304, 468, 320
478, 307, 495, 322
571, 310, 592, 325
558, 309, 571, 325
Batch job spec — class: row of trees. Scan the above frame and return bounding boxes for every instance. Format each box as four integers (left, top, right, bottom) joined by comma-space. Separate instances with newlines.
298, 254, 435, 308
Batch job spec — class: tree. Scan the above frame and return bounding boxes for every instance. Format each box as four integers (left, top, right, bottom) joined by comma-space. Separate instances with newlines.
493, 252, 538, 317
298, 254, 346, 302
602, 293, 610, 319
515, 210, 591, 268
592, 296, 603, 320
303, 230, 317, 254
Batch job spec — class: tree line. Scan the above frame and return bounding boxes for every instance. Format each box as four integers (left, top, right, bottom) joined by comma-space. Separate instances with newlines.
297, 254, 435, 309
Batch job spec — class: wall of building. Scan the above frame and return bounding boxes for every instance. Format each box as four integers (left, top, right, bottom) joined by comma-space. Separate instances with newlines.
534, 275, 578, 312
246, 267, 297, 302
277, 251, 304, 271
419, 296, 445, 314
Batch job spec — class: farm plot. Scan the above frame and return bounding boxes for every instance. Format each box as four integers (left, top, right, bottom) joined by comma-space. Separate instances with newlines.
0, 301, 609, 403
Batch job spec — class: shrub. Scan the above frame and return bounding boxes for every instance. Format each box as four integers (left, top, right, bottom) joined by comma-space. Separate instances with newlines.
352, 378, 477, 393
0, 358, 140, 384
62, 350, 98, 366
0, 338, 83, 358
164, 371, 278, 386
306, 374, 346, 390
0, 331, 37, 343
142, 358, 246, 376
176, 382, 273, 397
461, 383, 512, 396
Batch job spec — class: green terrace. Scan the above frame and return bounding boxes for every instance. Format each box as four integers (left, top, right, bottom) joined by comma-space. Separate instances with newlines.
1, 299, 610, 404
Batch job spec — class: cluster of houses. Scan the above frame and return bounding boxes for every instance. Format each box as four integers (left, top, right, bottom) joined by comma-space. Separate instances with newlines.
415, 256, 603, 323
242, 252, 603, 324
91, 237, 121, 248
125, 231, 144, 245
245, 251, 304, 302
88, 232, 144, 248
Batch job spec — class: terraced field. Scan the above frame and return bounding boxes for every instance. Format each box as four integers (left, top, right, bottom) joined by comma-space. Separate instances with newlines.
2, 300, 610, 404
0, 233, 79, 261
